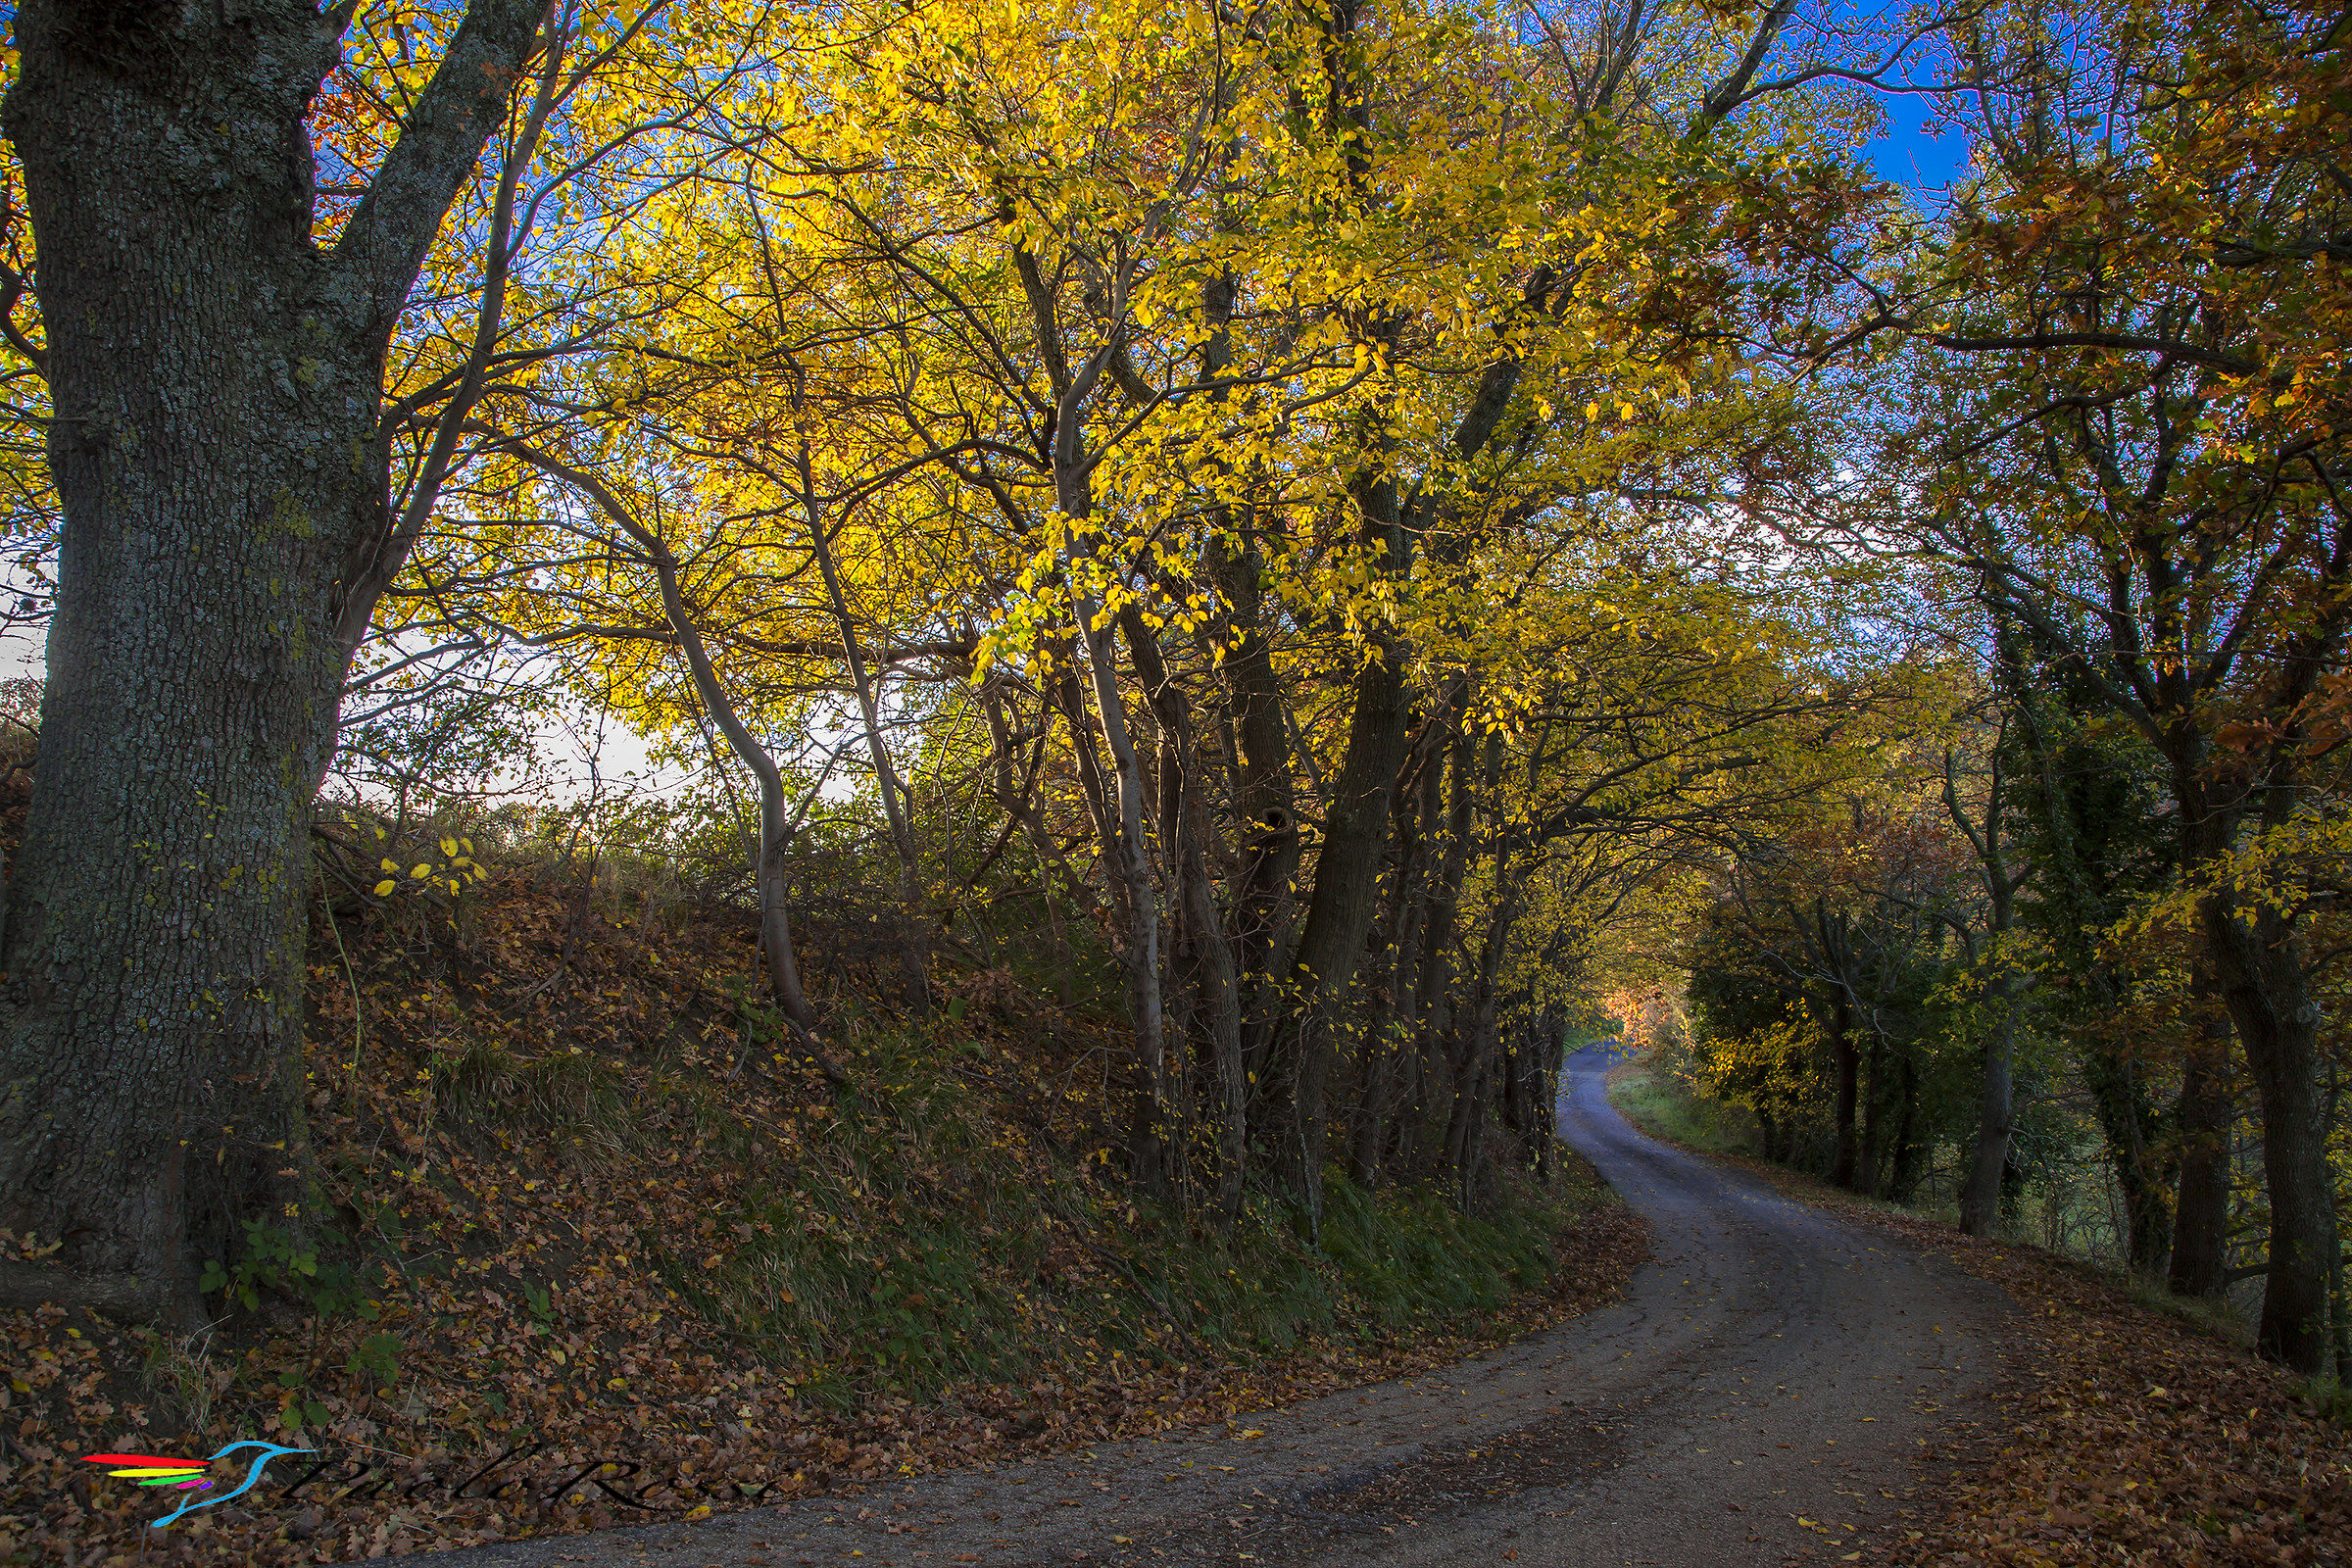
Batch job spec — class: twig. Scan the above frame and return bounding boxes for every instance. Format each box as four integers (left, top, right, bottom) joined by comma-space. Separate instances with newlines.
326, 904, 366, 1117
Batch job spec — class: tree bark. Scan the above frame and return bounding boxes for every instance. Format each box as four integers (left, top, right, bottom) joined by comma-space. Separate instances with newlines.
2202, 891, 2333, 1373
1446, 875, 1518, 1208
1072, 606, 1166, 1200
2082, 1043, 2174, 1276
1397, 720, 1476, 1170
2168, 973, 2234, 1298
1886, 1047, 1925, 1202
1266, 634, 1411, 1211
1348, 735, 1436, 1191
0, 0, 548, 1320
1860, 1029, 1886, 1197
1829, 990, 1859, 1191
2326, 1059, 2348, 1380
1203, 526, 1298, 1109
1040, 356, 1167, 1197
1119, 607, 1243, 1219
2163, 735, 2330, 1369
509, 449, 844, 1087
1958, 989, 2020, 1236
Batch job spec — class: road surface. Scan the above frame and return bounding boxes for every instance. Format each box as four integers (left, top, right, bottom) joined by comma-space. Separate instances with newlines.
436, 1042, 2012, 1568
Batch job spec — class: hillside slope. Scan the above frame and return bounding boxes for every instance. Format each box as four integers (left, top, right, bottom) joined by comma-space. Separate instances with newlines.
0, 842, 1642, 1566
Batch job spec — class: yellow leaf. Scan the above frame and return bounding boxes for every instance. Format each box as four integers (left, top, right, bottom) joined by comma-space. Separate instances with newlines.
411, 863, 431, 878
373, 880, 396, 896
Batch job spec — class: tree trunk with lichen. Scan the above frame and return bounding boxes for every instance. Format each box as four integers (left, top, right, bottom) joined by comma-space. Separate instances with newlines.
0, 0, 546, 1323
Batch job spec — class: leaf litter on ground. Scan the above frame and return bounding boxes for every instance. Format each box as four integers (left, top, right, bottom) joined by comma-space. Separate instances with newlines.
1677, 1152, 2351, 1568
0, 866, 1648, 1567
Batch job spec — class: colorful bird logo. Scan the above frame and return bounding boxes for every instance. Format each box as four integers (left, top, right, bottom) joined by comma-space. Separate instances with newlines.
82, 1443, 316, 1528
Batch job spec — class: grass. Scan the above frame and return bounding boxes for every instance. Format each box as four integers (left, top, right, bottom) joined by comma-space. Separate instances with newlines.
631, 1017, 1594, 1408
55, 845, 1627, 1478
2302, 1375, 2352, 1426
137, 1327, 227, 1436
1604, 1059, 1758, 1155
2112, 1266, 2257, 1349
426, 1034, 638, 1159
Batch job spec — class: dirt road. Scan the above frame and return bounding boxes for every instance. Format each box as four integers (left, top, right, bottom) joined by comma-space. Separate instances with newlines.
437, 1043, 2012, 1568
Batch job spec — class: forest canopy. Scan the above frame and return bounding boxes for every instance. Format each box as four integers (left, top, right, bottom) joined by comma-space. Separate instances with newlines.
0, 0, 2346, 1386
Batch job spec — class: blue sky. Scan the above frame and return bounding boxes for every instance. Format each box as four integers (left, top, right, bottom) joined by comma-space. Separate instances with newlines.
1819, 0, 1978, 192
1866, 118, 1971, 191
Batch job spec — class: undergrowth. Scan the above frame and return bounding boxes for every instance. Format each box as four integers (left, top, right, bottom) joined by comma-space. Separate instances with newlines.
641, 1019, 1577, 1409
2114, 1268, 2257, 1350
0, 825, 1640, 1566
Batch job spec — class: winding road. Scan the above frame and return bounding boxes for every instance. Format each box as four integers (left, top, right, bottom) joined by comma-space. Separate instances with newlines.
447, 1043, 2013, 1568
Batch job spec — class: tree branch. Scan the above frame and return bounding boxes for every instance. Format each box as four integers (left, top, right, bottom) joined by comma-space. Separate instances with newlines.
326, 0, 554, 351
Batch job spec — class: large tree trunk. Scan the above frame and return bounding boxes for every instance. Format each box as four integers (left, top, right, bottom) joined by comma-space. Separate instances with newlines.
1039, 325, 1167, 1200
1373, 734, 1446, 1177
2082, 1042, 2174, 1276
1253, 269, 1529, 1210
1396, 721, 1476, 1170
1958, 983, 2021, 1237
1348, 744, 1434, 1192
2166, 745, 2329, 1369
1828, 991, 1859, 1191
2327, 1060, 2349, 1380
1446, 878, 1517, 1208
2168, 974, 2234, 1298
1203, 527, 1298, 1110
1886, 1047, 1926, 1202
1346, 906, 1398, 1191
2203, 893, 2334, 1374
0, 0, 545, 1321
1860, 1030, 1886, 1196
1262, 621, 1413, 1214
1071, 609, 1166, 1200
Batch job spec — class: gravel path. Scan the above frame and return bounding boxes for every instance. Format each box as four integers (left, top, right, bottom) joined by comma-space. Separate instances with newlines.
432, 1043, 2013, 1568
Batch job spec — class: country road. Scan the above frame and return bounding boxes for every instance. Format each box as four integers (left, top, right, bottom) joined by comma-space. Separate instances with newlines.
440, 1044, 2013, 1568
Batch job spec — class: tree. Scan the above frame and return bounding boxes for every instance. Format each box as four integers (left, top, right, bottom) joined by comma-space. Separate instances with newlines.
0, 0, 556, 1321
1899, 0, 2352, 1367
0, 0, 774, 1320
